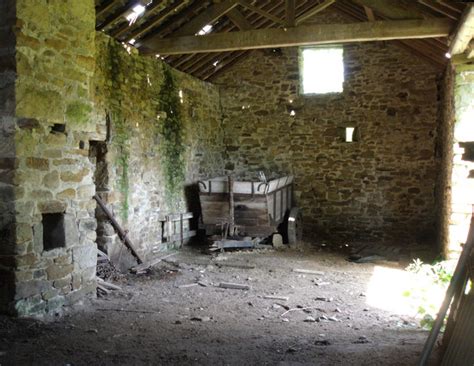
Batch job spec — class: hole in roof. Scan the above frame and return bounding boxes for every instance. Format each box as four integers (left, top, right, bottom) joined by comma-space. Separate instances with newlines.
197, 24, 213, 36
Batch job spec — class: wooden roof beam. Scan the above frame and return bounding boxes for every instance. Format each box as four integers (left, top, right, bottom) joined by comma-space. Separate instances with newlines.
295, 0, 336, 25
448, 4, 474, 57
141, 18, 452, 55
364, 6, 376, 21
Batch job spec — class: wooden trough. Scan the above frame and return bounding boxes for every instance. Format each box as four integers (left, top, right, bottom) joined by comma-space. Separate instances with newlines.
198, 175, 302, 244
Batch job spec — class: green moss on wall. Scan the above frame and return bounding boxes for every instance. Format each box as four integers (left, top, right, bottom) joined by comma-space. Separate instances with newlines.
159, 65, 186, 210
66, 101, 92, 124
104, 39, 130, 220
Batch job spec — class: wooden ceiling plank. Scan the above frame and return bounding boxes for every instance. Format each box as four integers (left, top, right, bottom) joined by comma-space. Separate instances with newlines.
237, 0, 285, 25
141, 18, 452, 55
138, 1, 212, 42
295, 0, 336, 25
286, 0, 296, 27
96, 2, 132, 31
352, 0, 424, 20
227, 8, 253, 30
448, 4, 474, 57
436, 1, 464, 14
110, 0, 174, 39
418, 0, 458, 20
96, 0, 119, 19
173, 0, 239, 37
202, 51, 249, 80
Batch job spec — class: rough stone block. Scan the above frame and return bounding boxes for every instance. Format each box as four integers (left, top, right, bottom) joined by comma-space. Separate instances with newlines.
60, 168, 89, 183
25, 157, 49, 171
38, 200, 66, 214
15, 280, 50, 299
73, 244, 97, 270
46, 263, 74, 280
64, 214, 80, 247
56, 188, 76, 200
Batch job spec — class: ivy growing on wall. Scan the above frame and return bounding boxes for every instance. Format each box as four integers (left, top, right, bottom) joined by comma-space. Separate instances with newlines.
105, 39, 130, 221
159, 65, 186, 210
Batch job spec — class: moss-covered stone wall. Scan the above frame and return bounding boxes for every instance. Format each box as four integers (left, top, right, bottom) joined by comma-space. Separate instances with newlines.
0, 0, 225, 316
92, 34, 224, 266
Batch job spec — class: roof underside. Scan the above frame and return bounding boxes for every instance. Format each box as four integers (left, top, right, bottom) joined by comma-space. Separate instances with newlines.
95, 0, 467, 81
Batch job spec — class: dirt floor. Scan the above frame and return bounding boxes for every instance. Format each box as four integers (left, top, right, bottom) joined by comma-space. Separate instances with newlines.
0, 242, 441, 365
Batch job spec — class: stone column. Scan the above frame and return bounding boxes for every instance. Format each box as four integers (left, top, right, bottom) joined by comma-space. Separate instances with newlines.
0, 0, 17, 314
1, 0, 100, 316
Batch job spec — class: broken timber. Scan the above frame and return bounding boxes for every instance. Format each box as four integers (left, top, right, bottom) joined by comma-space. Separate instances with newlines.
140, 19, 453, 55
93, 194, 144, 264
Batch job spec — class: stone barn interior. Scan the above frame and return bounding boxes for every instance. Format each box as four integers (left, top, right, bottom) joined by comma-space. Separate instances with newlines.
1, 0, 474, 365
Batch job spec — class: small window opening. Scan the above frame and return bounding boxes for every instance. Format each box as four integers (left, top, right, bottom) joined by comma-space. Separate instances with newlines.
42, 213, 66, 251
345, 127, 359, 142
300, 47, 344, 94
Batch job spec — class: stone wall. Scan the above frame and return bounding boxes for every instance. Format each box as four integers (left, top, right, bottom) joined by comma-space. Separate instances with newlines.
3, 0, 98, 316
0, 0, 225, 315
92, 34, 224, 269
214, 42, 441, 242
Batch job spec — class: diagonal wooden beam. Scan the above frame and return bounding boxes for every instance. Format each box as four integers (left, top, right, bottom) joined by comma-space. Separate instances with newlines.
448, 4, 474, 57
96, 0, 118, 19
237, 0, 285, 25
172, 0, 239, 37
286, 0, 296, 27
352, 0, 424, 20
226, 8, 253, 30
140, 18, 453, 55
296, 0, 336, 25
364, 6, 375, 21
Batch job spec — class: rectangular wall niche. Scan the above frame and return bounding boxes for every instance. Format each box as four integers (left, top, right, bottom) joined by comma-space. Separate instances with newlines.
42, 213, 66, 251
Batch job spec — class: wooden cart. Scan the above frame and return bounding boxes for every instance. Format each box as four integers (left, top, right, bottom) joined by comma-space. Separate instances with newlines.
198, 175, 302, 244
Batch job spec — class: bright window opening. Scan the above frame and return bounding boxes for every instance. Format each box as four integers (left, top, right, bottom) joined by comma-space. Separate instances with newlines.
300, 47, 344, 94
345, 127, 355, 142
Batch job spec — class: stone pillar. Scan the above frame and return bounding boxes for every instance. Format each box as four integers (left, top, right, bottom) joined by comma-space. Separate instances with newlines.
1, 0, 100, 316
0, 0, 17, 314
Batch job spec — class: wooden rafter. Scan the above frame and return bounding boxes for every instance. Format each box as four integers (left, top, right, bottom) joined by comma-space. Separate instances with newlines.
352, 0, 424, 20
140, 18, 452, 55
286, 0, 296, 27
296, 0, 336, 25
418, 0, 459, 20
364, 6, 375, 21
173, 0, 239, 37
227, 8, 253, 30
238, 0, 285, 25
448, 4, 474, 57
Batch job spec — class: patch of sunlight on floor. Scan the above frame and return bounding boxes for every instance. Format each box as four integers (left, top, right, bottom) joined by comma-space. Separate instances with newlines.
366, 266, 446, 317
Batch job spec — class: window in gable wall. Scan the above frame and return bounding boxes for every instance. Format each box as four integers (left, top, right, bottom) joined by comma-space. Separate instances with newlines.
300, 47, 344, 94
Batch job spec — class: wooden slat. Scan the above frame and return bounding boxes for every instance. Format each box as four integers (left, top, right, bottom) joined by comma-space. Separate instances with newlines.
97, 3, 132, 31
96, 0, 119, 19
352, 0, 425, 20
296, 0, 336, 25
418, 0, 459, 20
286, 0, 296, 27
227, 8, 253, 30
140, 18, 453, 55
237, 0, 285, 25
173, 0, 239, 37
364, 6, 375, 21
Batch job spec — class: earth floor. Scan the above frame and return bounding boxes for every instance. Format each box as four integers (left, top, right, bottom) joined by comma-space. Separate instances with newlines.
0, 242, 441, 365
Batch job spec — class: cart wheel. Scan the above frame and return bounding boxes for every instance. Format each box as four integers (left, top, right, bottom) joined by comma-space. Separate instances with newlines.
287, 207, 302, 245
